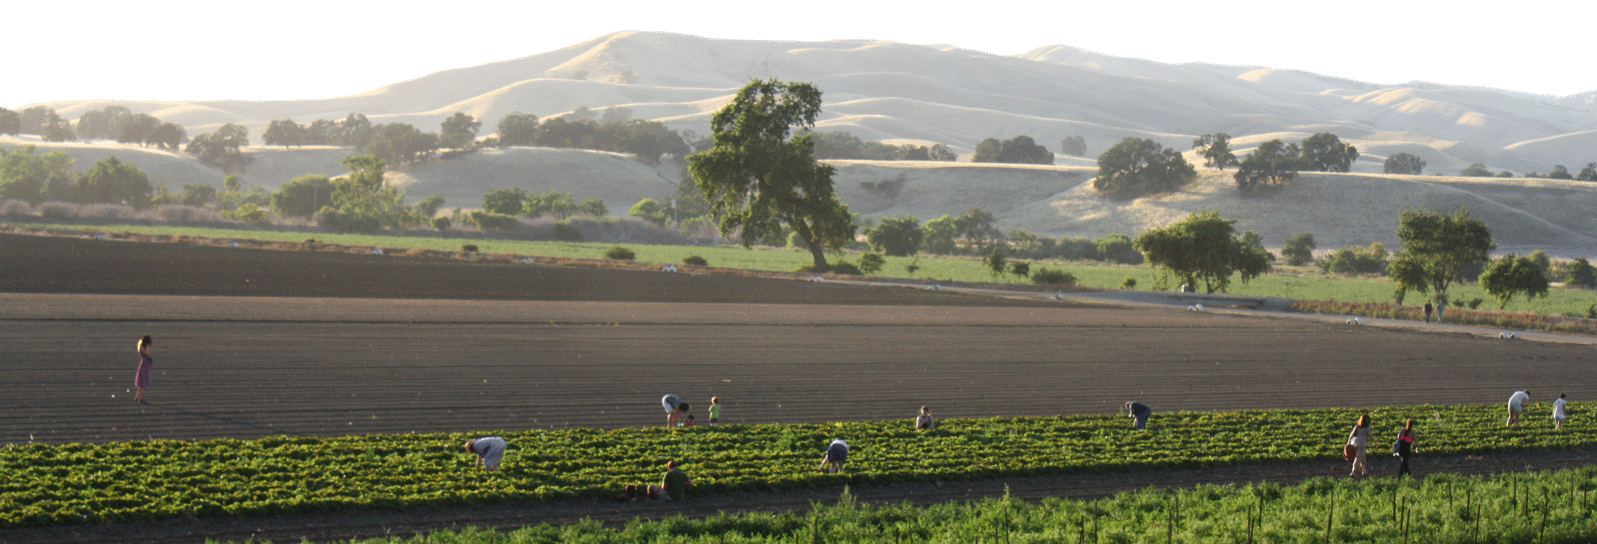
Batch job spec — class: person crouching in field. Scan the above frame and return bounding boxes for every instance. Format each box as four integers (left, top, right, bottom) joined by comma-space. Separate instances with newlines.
1507, 390, 1530, 426
1348, 414, 1371, 478
662, 394, 689, 428
465, 437, 507, 470
819, 439, 849, 473
915, 406, 935, 431
134, 335, 154, 404
1126, 401, 1152, 430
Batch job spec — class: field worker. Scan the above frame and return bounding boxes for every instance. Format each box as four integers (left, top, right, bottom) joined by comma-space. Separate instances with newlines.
133, 335, 154, 404
1553, 393, 1568, 429
708, 397, 722, 425
1507, 390, 1530, 426
1393, 419, 1417, 479
465, 436, 507, 470
661, 394, 690, 428
1347, 414, 1371, 478
819, 439, 849, 473
660, 460, 695, 500
1126, 401, 1152, 430
915, 406, 936, 431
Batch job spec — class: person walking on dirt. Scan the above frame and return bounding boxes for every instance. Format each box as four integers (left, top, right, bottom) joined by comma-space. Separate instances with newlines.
1507, 390, 1530, 426
915, 406, 936, 431
662, 394, 689, 428
1436, 299, 1446, 323
134, 335, 154, 404
1348, 414, 1371, 478
659, 460, 695, 500
465, 436, 507, 470
1553, 393, 1568, 429
1423, 301, 1433, 323
708, 397, 722, 425
1393, 419, 1416, 479
819, 439, 849, 473
1126, 401, 1152, 430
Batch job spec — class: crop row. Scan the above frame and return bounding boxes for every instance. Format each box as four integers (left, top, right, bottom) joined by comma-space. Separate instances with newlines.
234, 467, 1597, 544
0, 403, 1588, 527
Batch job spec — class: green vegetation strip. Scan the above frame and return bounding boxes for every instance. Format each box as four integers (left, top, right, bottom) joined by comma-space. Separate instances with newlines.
1, 404, 1590, 528
240, 468, 1597, 544
12, 220, 1597, 320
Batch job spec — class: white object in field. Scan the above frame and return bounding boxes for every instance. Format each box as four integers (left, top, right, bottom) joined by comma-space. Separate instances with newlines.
1346, 317, 1363, 325
1188, 303, 1205, 312
662, 265, 678, 272
371, 248, 384, 255
1499, 331, 1518, 339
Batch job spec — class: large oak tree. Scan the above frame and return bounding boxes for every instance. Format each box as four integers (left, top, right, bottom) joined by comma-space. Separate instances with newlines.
688, 79, 855, 269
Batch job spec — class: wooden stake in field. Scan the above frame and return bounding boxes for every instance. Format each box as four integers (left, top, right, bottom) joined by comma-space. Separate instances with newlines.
1326, 491, 1336, 543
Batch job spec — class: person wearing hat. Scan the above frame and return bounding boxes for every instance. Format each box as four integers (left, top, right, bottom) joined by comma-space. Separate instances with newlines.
465, 436, 507, 470
658, 460, 694, 500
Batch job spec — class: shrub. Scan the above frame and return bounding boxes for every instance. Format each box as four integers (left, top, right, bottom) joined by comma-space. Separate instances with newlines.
683, 255, 708, 266
431, 217, 451, 231
605, 246, 635, 260
1, 199, 32, 216
461, 244, 479, 252
316, 208, 382, 233
1031, 267, 1076, 285
466, 211, 521, 232
857, 253, 885, 275
829, 261, 861, 275
1468, 298, 1484, 309
1122, 277, 1137, 289
37, 202, 76, 219
552, 221, 583, 241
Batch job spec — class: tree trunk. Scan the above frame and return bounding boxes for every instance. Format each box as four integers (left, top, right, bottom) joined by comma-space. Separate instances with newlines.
792, 220, 829, 269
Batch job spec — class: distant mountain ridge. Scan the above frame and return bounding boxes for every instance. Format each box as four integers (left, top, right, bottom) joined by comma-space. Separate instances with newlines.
10, 31, 1597, 250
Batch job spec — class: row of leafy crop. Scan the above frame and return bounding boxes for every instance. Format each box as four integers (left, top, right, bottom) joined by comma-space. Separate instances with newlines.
1, 404, 1590, 527
225, 467, 1597, 544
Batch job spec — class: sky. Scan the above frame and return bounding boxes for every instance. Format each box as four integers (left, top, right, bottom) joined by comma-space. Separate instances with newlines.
6, 0, 1592, 108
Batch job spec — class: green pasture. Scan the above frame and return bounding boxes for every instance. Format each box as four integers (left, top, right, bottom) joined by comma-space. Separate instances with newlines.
8, 219, 1597, 317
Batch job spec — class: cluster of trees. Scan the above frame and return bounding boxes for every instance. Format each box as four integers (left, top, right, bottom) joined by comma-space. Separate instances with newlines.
1092, 137, 1196, 198
859, 208, 1142, 265
1458, 162, 1597, 180
0, 106, 185, 148
972, 135, 1054, 165
496, 109, 690, 164
1133, 210, 1273, 293
0, 146, 152, 207
186, 124, 253, 173
76, 106, 185, 149
261, 114, 377, 148
479, 188, 606, 220
807, 131, 956, 161
1213, 132, 1358, 193
267, 154, 441, 232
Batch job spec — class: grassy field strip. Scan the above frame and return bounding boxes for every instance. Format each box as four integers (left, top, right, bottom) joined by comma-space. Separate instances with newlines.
242, 467, 1597, 544
1, 404, 1589, 527
9, 220, 1597, 317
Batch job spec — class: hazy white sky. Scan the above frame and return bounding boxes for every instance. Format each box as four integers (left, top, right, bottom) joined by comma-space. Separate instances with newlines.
7, 0, 1590, 108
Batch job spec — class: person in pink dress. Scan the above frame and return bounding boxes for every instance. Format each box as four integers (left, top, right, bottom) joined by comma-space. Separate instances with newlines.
134, 335, 154, 404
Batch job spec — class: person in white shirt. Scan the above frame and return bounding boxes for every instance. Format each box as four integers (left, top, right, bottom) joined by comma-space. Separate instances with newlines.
1553, 393, 1569, 430
465, 437, 507, 470
1507, 390, 1530, 427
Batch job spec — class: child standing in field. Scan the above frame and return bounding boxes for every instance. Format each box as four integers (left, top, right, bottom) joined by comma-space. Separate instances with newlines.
134, 335, 154, 404
1348, 414, 1371, 478
1553, 393, 1568, 429
709, 397, 722, 425
1393, 419, 1416, 479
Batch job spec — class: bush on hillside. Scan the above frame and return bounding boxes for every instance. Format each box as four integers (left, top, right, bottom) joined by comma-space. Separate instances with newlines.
1031, 267, 1076, 285
683, 255, 708, 266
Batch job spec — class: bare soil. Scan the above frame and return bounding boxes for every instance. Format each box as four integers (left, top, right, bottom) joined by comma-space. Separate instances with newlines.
3, 231, 1595, 543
